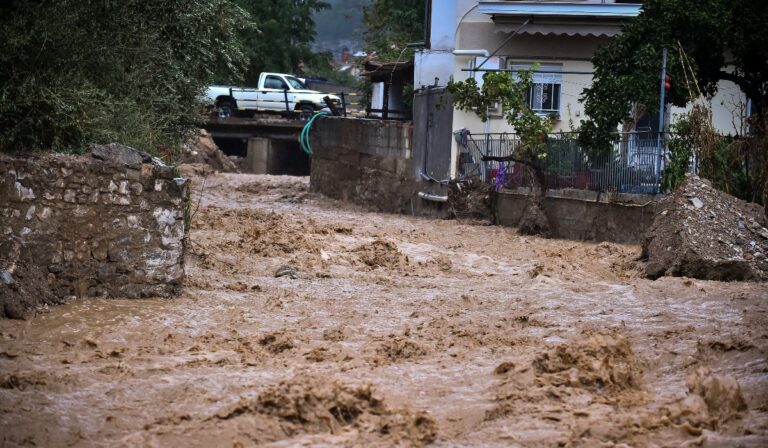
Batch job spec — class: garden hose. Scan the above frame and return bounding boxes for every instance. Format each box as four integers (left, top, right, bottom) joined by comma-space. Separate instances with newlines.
299, 111, 329, 156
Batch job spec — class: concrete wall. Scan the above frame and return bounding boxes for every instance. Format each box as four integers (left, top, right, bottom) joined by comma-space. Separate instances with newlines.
310, 117, 447, 216
0, 147, 187, 299
495, 188, 658, 244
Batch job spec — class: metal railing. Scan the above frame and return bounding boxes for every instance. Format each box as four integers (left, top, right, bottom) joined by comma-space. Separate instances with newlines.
457, 131, 669, 194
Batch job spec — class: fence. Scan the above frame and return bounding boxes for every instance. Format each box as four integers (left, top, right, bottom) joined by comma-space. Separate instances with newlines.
457, 131, 667, 194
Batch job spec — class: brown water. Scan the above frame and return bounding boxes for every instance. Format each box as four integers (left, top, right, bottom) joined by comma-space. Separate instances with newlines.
1, 173, 766, 447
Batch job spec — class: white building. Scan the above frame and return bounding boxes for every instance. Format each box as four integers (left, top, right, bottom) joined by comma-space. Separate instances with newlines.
415, 0, 750, 176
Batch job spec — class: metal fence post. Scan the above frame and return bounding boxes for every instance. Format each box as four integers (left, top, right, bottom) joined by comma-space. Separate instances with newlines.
340, 92, 347, 117
655, 48, 668, 193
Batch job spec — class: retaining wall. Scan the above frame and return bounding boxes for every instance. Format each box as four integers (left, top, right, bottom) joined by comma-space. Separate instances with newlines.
310, 117, 446, 215
495, 188, 659, 244
1, 146, 187, 299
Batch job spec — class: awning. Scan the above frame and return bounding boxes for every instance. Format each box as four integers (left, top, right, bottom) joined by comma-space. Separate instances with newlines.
478, 2, 641, 19
493, 22, 626, 37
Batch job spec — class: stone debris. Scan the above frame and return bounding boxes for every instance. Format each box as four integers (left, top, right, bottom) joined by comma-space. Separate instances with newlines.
691, 197, 704, 209
643, 174, 768, 281
180, 129, 238, 173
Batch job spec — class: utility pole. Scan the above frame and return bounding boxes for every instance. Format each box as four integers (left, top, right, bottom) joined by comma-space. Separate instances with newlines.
655, 48, 668, 193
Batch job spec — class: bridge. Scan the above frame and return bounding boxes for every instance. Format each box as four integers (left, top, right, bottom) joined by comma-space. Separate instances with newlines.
203, 116, 309, 175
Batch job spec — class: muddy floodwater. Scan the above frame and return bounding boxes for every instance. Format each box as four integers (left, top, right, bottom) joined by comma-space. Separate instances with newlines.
1, 173, 767, 447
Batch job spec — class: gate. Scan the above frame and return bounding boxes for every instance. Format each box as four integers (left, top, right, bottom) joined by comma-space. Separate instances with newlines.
412, 88, 454, 183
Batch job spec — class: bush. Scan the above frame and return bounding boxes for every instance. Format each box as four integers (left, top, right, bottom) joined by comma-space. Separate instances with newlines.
0, 0, 248, 156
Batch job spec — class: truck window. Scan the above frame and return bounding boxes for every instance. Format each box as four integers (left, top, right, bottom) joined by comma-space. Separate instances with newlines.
285, 76, 306, 90
265, 76, 288, 90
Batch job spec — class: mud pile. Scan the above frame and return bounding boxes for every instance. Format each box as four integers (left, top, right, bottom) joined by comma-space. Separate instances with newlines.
0, 237, 62, 319
180, 129, 238, 174
212, 374, 437, 446
643, 174, 768, 281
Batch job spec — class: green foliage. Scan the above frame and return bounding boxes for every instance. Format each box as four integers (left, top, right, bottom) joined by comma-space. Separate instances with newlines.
580, 0, 768, 150
363, 0, 424, 62
233, 0, 329, 85
661, 105, 767, 204
660, 121, 695, 192
0, 0, 248, 155
448, 69, 553, 164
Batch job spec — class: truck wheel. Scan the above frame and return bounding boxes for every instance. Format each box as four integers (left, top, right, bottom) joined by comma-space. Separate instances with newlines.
299, 104, 315, 120
216, 99, 235, 118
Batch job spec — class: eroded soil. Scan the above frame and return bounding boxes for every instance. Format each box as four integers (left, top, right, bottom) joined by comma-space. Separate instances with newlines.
1, 173, 767, 447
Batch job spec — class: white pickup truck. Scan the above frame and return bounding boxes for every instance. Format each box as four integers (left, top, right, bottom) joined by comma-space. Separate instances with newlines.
206, 72, 341, 117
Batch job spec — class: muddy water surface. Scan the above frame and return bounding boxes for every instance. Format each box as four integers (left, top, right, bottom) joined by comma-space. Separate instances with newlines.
1, 173, 767, 447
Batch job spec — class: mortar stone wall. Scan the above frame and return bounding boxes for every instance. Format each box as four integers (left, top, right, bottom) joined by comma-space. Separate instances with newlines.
1, 151, 187, 299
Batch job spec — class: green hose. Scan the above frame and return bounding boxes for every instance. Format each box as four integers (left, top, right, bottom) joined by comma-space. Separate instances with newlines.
299, 111, 329, 155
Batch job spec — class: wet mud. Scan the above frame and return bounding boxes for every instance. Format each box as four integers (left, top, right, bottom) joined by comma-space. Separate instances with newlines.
1, 173, 767, 447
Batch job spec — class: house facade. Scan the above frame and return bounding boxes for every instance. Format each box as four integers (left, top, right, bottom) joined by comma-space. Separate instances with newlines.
415, 0, 749, 177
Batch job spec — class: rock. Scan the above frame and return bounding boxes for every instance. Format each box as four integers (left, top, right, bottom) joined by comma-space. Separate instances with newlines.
90, 143, 153, 168
0, 270, 13, 285
274, 265, 298, 279
691, 197, 704, 209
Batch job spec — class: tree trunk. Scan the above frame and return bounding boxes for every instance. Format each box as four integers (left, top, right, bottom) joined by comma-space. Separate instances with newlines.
517, 164, 550, 237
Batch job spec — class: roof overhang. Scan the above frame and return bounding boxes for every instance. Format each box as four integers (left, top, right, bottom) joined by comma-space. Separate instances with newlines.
478, 2, 641, 19
361, 60, 414, 82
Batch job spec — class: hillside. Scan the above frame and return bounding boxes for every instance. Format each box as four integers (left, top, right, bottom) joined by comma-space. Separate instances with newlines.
312, 0, 371, 58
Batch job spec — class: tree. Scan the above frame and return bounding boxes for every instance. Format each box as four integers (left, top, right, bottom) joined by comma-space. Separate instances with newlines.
448, 69, 554, 235
233, 0, 329, 85
362, 0, 424, 61
0, 0, 248, 154
580, 0, 768, 151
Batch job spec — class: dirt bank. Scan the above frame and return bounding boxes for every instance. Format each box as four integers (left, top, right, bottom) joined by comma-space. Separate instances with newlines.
1, 173, 766, 446
644, 174, 768, 281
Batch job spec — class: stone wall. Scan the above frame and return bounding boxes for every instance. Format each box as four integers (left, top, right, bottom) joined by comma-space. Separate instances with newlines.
309, 117, 447, 216
1, 145, 187, 302
495, 188, 659, 244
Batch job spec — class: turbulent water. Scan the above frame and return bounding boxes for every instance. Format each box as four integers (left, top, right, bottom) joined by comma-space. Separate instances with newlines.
1, 173, 766, 447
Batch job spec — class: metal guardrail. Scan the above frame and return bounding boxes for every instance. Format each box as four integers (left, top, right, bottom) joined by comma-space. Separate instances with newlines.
458, 131, 668, 194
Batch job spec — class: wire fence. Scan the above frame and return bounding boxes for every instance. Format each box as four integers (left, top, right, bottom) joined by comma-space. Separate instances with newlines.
456, 131, 668, 194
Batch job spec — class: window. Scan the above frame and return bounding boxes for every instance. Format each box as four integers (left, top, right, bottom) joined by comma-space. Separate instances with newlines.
509, 62, 562, 115
265, 75, 288, 90
285, 76, 306, 90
